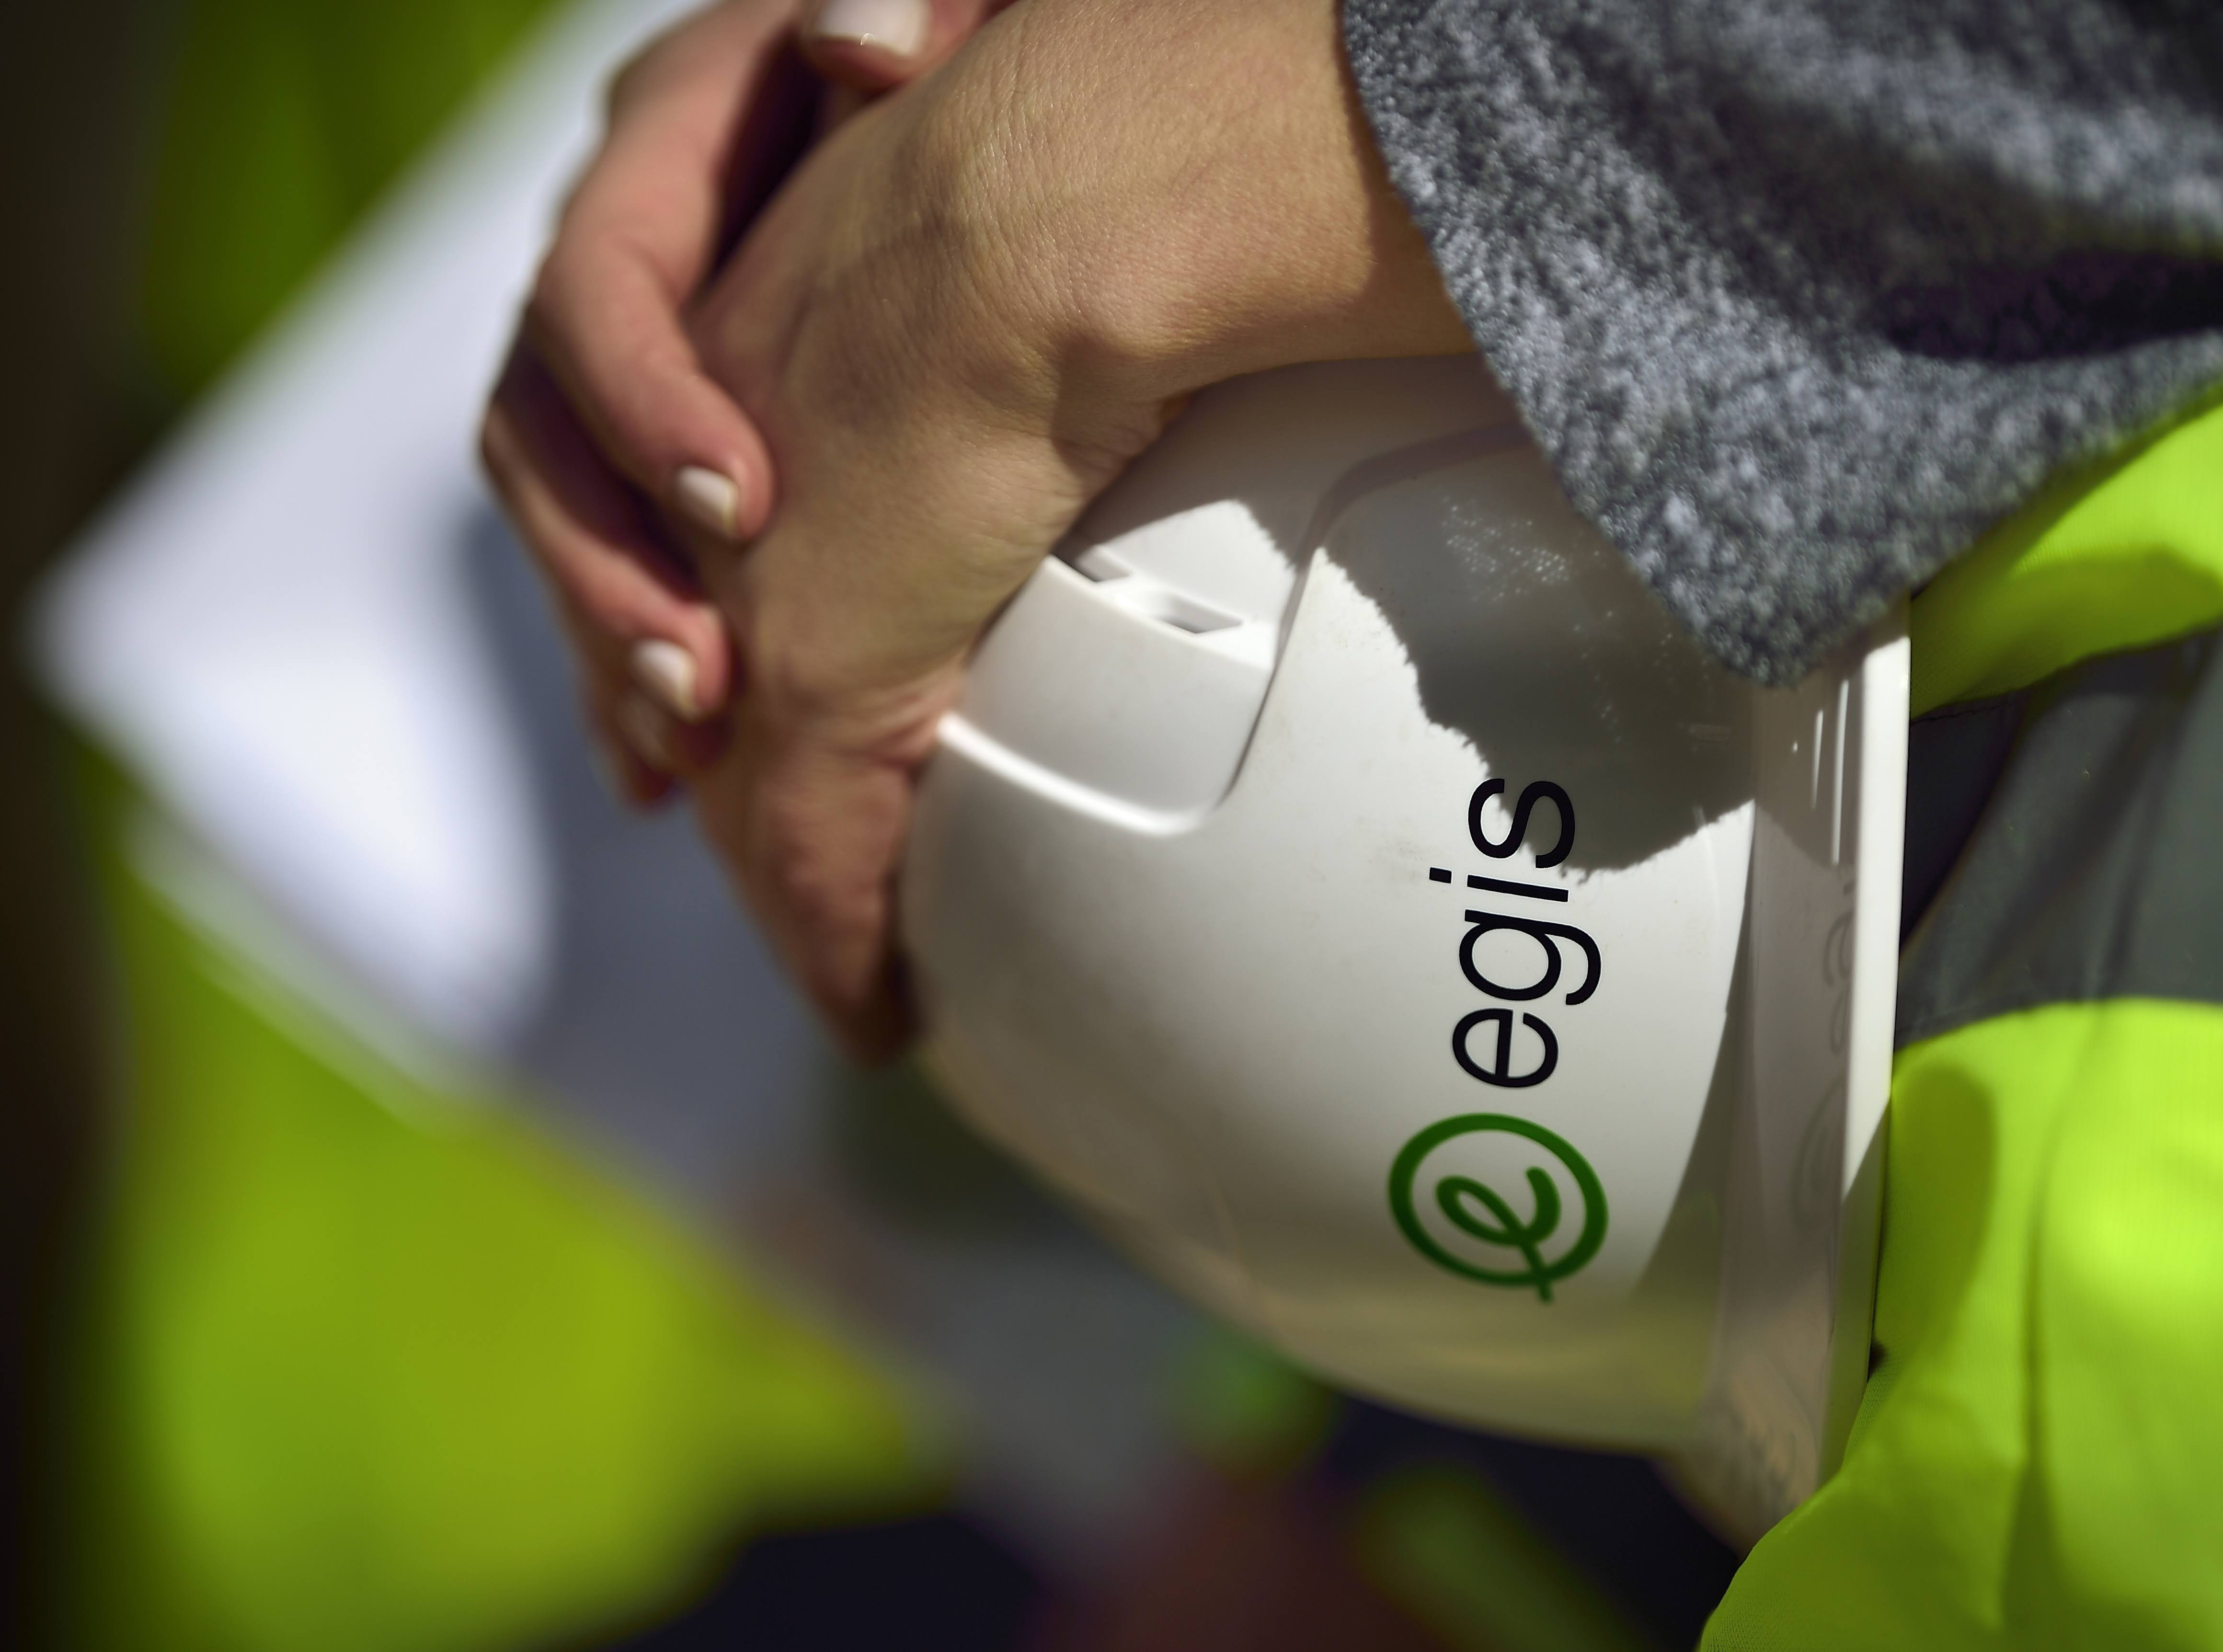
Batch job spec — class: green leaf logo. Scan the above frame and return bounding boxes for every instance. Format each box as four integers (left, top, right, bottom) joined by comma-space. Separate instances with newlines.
1388, 1115, 1607, 1303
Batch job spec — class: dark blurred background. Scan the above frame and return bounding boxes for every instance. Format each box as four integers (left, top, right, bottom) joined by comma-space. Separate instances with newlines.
3, 0, 173, 1640
3, 3, 559, 1640
0, 3, 1740, 1647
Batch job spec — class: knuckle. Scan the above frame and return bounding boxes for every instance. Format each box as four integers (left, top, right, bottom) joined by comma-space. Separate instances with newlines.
557, 548, 636, 627
602, 54, 653, 119
600, 23, 677, 119
748, 642, 952, 767
760, 823, 873, 951
744, 632, 846, 724
741, 611, 895, 729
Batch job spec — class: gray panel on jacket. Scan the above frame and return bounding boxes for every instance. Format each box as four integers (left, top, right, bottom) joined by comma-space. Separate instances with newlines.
1897, 628, 2223, 1046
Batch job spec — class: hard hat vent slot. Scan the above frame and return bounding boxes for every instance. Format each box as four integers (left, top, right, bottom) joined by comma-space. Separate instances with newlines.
1071, 547, 1132, 583
1119, 585, 1242, 637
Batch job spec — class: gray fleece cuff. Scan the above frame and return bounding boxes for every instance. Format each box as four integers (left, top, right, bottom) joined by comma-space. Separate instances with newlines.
1342, 0, 2223, 684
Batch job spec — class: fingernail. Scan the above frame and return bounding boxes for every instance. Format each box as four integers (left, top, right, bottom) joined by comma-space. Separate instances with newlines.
811, 0, 930, 57
616, 692, 676, 771
630, 638, 705, 722
674, 464, 742, 540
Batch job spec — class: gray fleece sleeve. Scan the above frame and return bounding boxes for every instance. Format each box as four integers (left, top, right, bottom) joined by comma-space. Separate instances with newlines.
1341, 0, 2223, 684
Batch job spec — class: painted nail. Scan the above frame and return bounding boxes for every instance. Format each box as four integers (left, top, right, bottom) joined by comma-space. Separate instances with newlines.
616, 691, 676, 771
674, 464, 742, 540
630, 638, 704, 722
811, 0, 930, 57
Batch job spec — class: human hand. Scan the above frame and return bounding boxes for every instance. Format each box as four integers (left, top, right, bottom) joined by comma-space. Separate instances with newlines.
480, 0, 1010, 805
681, 0, 1470, 1055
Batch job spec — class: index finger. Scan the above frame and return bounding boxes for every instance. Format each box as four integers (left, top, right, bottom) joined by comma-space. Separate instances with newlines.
526, 0, 814, 543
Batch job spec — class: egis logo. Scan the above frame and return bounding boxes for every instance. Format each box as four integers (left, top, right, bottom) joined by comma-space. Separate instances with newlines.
1392, 780, 1608, 1302
1388, 1114, 1605, 1303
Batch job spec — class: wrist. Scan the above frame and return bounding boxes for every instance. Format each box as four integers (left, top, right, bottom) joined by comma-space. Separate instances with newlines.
976, 0, 1469, 404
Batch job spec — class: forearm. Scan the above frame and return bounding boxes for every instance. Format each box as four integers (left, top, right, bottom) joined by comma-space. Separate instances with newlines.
898, 0, 1469, 415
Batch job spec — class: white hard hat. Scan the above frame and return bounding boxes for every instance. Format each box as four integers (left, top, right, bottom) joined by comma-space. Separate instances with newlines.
902, 356, 1907, 1537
